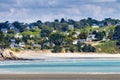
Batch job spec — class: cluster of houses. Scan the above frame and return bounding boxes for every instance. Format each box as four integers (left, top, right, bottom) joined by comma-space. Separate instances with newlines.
0, 23, 40, 49
0, 22, 116, 49
72, 34, 97, 45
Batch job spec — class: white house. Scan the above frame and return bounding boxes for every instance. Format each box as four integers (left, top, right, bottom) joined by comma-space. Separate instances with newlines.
115, 22, 120, 26
68, 25, 74, 30
76, 31, 80, 35
9, 24, 20, 33
86, 34, 96, 42
43, 42, 50, 47
10, 39, 17, 48
14, 33, 23, 38
18, 42, 25, 48
73, 40, 78, 44
92, 24, 99, 28
30, 35, 35, 38
33, 44, 41, 48
64, 31, 69, 35
52, 30, 56, 33
1, 28, 8, 34
73, 39, 86, 44
73, 31, 80, 38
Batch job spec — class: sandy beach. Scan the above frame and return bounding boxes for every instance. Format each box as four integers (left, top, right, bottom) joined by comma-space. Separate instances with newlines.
14, 50, 120, 59
0, 74, 120, 80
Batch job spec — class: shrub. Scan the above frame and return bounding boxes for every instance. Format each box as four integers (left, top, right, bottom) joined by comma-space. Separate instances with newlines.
52, 46, 62, 53
82, 44, 96, 52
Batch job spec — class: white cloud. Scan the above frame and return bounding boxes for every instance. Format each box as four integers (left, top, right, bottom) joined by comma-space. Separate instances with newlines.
91, 0, 117, 3
0, 0, 119, 22
79, 4, 116, 20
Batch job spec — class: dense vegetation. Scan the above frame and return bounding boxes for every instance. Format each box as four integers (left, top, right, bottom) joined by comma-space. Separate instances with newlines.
0, 17, 120, 53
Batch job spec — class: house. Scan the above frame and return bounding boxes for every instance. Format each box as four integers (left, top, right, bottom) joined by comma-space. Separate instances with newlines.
9, 24, 20, 33
1, 28, 8, 34
64, 31, 69, 35
29, 24, 38, 29
73, 39, 86, 44
86, 34, 96, 42
30, 35, 35, 38
18, 42, 25, 48
99, 22, 105, 27
73, 40, 78, 44
24, 23, 30, 30
79, 39, 86, 43
26, 26, 30, 30
92, 24, 99, 28
43, 42, 55, 47
43, 42, 50, 47
76, 31, 80, 35
52, 30, 56, 33
10, 39, 18, 48
107, 22, 112, 26
73, 34, 78, 38
14, 33, 23, 38
68, 25, 74, 30
115, 22, 120, 26
33, 44, 41, 48
73, 31, 80, 38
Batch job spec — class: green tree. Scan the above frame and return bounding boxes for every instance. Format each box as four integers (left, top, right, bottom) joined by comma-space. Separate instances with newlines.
113, 25, 120, 40
61, 23, 69, 31
95, 32, 105, 41
7, 30, 15, 34
52, 46, 63, 53
77, 42, 83, 52
78, 32, 87, 39
50, 33, 65, 46
41, 29, 52, 37
60, 18, 66, 23
0, 31, 9, 48
12, 21, 23, 31
69, 45, 77, 52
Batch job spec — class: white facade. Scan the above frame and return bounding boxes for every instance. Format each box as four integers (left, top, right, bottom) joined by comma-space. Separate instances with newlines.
10, 39, 17, 48
19, 42, 25, 48
14, 33, 23, 38
86, 34, 96, 42
1, 28, 8, 33
92, 24, 99, 28
68, 25, 74, 30
73, 39, 86, 44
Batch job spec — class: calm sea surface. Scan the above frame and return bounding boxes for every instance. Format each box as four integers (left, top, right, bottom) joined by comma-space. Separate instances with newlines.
0, 58, 120, 73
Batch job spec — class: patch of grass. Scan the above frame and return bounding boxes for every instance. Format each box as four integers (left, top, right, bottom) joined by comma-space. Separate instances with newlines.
95, 41, 120, 54
80, 26, 115, 34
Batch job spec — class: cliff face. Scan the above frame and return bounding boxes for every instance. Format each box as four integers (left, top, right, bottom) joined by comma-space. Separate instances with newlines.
0, 49, 26, 60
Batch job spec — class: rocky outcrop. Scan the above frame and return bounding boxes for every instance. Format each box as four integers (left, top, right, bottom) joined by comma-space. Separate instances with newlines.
0, 49, 29, 60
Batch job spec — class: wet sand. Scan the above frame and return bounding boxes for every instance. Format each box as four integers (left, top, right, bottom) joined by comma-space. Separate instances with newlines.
0, 74, 120, 80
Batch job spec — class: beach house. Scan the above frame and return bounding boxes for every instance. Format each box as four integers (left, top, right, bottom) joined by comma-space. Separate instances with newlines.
14, 33, 23, 39
10, 39, 18, 48
68, 25, 74, 30
1, 28, 8, 34
86, 34, 96, 42
92, 24, 99, 28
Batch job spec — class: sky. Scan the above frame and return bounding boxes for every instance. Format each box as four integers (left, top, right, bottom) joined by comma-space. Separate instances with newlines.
0, 0, 120, 23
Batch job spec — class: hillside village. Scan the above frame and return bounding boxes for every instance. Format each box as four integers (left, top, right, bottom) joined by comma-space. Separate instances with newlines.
0, 18, 120, 53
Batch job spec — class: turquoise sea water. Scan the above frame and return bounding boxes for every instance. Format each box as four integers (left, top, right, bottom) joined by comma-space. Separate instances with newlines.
1, 59, 120, 73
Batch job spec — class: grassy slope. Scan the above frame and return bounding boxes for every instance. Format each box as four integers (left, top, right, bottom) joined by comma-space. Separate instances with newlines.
95, 41, 120, 54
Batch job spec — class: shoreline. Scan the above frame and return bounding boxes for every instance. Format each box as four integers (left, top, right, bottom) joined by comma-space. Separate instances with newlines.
0, 74, 120, 80
2, 72, 120, 74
